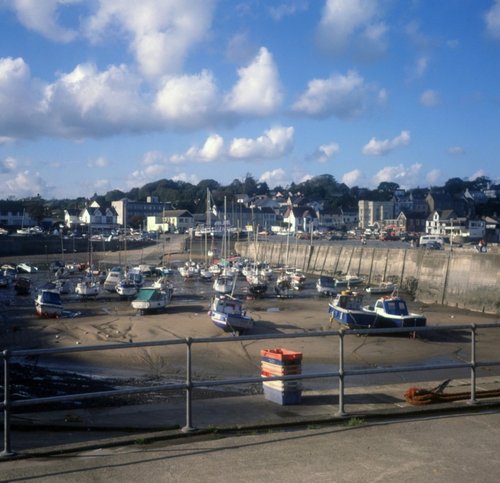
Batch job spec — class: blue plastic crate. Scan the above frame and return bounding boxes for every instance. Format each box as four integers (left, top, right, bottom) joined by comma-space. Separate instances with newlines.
263, 385, 302, 405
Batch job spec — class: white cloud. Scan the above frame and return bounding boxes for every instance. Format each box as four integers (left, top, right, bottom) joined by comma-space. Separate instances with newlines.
154, 70, 219, 128
448, 146, 465, 155
9, 0, 79, 42
470, 170, 486, 181
292, 71, 370, 119
372, 163, 422, 188
185, 134, 224, 162
85, 0, 215, 79
268, 2, 308, 21
87, 156, 108, 168
415, 56, 430, 79
485, 0, 500, 39
342, 169, 363, 187
315, 143, 340, 163
224, 47, 283, 116
94, 178, 110, 190
172, 172, 200, 185
316, 0, 387, 58
42, 62, 151, 137
420, 89, 441, 107
127, 164, 167, 188
426, 169, 441, 185
0, 57, 42, 138
258, 168, 289, 188
362, 130, 411, 156
228, 126, 294, 159
5, 170, 48, 197
1, 156, 18, 173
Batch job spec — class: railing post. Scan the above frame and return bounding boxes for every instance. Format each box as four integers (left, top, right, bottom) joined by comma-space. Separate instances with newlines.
336, 331, 347, 417
468, 324, 478, 405
1, 350, 15, 457
182, 337, 197, 432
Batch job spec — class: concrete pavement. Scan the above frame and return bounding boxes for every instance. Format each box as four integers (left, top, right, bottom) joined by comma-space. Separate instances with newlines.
4, 375, 500, 458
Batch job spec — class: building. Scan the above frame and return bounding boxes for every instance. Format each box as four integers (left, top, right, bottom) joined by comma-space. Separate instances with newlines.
78, 204, 119, 234
426, 210, 485, 242
0, 201, 35, 229
112, 197, 174, 227
282, 206, 317, 233
146, 210, 194, 233
358, 200, 394, 229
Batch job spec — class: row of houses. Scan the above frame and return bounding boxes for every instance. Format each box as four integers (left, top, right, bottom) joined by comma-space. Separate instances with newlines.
1, 186, 499, 242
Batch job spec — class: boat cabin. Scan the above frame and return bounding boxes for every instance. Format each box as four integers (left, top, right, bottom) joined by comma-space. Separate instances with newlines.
335, 291, 364, 310
376, 297, 409, 316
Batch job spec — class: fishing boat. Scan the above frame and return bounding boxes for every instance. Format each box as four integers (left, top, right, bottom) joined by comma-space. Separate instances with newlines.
132, 286, 174, 315
35, 289, 63, 318
365, 281, 397, 295
209, 294, 254, 334
328, 290, 377, 329
363, 294, 427, 329
316, 276, 337, 296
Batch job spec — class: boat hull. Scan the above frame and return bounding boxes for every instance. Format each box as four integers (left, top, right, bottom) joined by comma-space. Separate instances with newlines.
328, 305, 377, 328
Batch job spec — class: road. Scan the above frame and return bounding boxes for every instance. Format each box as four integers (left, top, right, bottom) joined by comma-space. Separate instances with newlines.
1, 410, 500, 482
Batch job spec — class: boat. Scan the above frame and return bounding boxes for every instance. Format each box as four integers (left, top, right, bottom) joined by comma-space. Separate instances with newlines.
213, 275, 234, 294
103, 268, 122, 292
328, 290, 377, 328
16, 262, 38, 273
115, 278, 138, 298
199, 266, 213, 281
14, 276, 31, 295
152, 276, 173, 291
274, 272, 292, 298
75, 276, 100, 297
334, 274, 364, 287
316, 276, 337, 296
0, 271, 9, 288
290, 269, 306, 290
35, 289, 63, 318
132, 286, 174, 315
365, 282, 397, 295
246, 272, 268, 296
178, 262, 198, 279
208, 294, 254, 334
363, 294, 427, 329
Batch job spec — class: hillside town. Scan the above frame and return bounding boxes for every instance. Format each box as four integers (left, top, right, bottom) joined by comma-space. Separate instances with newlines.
1, 177, 499, 247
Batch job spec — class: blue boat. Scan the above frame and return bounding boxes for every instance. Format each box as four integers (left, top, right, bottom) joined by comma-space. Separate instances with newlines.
328, 290, 377, 328
209, 295, 254, 335
363, 295, 426, 329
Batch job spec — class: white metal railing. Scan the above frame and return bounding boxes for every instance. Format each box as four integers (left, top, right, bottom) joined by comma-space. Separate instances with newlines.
2, 323, 500, 457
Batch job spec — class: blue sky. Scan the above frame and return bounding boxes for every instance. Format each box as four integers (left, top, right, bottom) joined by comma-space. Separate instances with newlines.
0, 0, 499, 199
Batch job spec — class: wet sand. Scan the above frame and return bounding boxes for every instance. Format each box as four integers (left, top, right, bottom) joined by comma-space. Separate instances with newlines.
1, 237, 499, 387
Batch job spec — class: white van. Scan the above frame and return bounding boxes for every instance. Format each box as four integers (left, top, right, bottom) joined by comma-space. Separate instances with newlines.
419, 234, 444, 247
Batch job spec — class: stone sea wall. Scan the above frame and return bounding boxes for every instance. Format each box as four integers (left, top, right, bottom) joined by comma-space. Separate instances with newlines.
236, 241, 500, 315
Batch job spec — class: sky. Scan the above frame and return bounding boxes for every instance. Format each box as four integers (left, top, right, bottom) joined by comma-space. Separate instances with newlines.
0, 0, 499, 200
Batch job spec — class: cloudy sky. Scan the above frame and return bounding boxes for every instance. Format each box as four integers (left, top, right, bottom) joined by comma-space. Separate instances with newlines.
0, 0, 499, 199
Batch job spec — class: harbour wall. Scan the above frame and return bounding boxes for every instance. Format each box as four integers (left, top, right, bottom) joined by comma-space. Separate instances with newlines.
235, 241, 500, 315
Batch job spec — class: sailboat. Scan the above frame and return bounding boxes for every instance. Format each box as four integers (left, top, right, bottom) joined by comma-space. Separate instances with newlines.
75, 219, 100, 297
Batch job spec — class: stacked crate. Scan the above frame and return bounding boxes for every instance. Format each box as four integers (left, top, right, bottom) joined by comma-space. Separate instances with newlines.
260, 348, 302, 405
